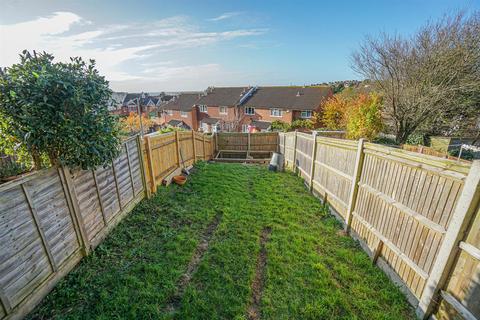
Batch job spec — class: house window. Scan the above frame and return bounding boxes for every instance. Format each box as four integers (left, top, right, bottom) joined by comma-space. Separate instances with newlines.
165, 109, 173, 115
270, 108, 282, 117
301, 110, 312, 118
202, 122, 209, 132
242, 124, 249, 132
199, 105, 208, 113
245, 107, 255, 115
180, 111, 188, 118
219, 106, 227, 114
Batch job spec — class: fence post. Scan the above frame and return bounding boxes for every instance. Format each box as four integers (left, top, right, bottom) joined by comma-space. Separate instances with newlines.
136, 134, 150, 198
416, 160, 480, 319
192, 130, 197, 163
247, 132, 251, 155
175, 130, 181, 167
61, 166, 91, 255
215, 132, 219, 153
345, 138, 365, 233
309, 131, 318, 191
292, 130, 298, 172
203, 134, 207, 160
145, 136, 156, 194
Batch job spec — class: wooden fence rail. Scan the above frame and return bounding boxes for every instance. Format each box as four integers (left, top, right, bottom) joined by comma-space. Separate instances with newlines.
279, 131, 480, 320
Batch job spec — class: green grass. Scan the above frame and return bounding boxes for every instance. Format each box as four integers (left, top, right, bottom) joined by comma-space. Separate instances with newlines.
28, 162, 414, 320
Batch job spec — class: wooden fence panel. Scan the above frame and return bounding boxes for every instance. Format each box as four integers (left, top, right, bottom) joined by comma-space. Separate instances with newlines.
194, 132, 206, 160
71, 169, 105, 242
281, 132, 296, 168
94, 165, 121, 222
295, 132, 314, 181
178, 131, 195, 167
0, 135, 145, 320
279, 133, 480, 318
436, 193, 480, 319
0, 168, 84, 318
143, 131, 214, 193
217, 132, 248, 151
311, 137, 358, 219
249, 132, 278, 152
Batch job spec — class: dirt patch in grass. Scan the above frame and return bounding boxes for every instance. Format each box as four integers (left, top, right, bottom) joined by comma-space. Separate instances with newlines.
247, 226, 272, 320
165, 211, 222, 312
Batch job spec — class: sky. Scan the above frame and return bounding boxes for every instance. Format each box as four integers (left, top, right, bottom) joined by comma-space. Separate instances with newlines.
1, 0, 479, 92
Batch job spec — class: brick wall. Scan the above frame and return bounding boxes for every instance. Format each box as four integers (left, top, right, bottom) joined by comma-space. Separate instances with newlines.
163, 108, 198, 130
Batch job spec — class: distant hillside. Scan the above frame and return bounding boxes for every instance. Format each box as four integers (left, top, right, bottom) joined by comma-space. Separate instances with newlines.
311, 80, 375, 94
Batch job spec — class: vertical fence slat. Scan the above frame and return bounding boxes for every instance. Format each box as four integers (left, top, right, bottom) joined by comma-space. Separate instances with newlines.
111, 160, 123, 210
92, 170, 108, 226
124, 142, 136, 195
203, 135, 207, 160
192, 131, 197, 163
175, 131, 181, 166
59, 167, 90, 255
145, 136, 156, 194
417, 160, 480, 319
136, 135, 149, 198
345, 138, 365, 232
21, 183, 58, 272
293, 130, 298, 172
309, 132, 318, 191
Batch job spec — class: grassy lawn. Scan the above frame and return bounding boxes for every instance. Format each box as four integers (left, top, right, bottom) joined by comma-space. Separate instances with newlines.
29, 162, 414, 320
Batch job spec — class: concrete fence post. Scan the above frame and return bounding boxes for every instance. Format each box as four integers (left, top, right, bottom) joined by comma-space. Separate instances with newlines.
345, 138, 365, 233
416, 160, 480, 319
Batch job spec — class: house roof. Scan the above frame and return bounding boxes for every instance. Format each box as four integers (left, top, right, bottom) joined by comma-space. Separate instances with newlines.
160, 93, 201, 111
251, 120, 272, 130
201, 117, 221, 125
242, 86, 331, 110
167, 119, 191, 129
196, 87, 250, 106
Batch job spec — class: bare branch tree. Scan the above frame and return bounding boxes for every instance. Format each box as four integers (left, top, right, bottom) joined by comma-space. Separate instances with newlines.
352, 12, 480, 143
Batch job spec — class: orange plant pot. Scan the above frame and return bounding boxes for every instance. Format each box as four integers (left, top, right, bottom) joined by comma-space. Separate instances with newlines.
173, 175, 187, 185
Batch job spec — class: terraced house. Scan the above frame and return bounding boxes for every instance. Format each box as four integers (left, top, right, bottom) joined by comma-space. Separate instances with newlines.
159, 86, 332, 132
239, 86, 332, 132
160, 93, 201, 130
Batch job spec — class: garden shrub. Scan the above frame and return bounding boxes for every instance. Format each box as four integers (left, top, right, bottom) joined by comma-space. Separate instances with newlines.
0, 51, 121, 170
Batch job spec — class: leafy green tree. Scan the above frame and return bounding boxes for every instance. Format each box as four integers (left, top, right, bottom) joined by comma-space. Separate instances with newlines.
345, 93, 383, 140
0, 51, 121, 170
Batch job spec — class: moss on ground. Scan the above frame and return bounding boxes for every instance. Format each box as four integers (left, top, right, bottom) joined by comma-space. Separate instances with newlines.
28, 162, 414, 320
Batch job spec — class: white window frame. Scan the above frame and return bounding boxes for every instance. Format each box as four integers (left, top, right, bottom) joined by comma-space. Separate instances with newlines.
245, 107, 255, 115
201, 122, 209, 132
242, 124, 249, 133
180, 111, 188, 118
199, 105, 208, 113
270, 108, 282, 117
165, 109, 173, 116
219, 106, 227, 115
301, 110, 312, 118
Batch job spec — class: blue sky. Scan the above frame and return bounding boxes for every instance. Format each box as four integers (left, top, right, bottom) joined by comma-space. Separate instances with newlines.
1, 0, 479, 92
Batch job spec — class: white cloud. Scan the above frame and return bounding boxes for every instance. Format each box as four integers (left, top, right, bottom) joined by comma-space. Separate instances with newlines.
208, 12, 243, 22
0, 11, 266, 87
